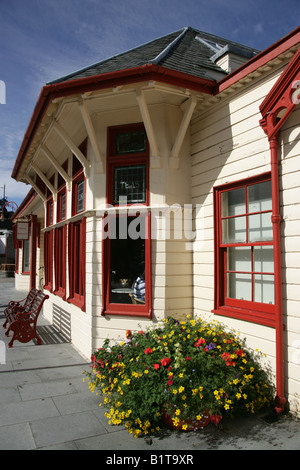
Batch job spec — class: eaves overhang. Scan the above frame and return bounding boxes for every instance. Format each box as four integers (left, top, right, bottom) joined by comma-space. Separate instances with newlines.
11, 63, 216, 180
215, 25, 300, 95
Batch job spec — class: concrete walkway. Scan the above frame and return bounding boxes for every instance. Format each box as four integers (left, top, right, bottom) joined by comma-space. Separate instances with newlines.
0, 275, 299, 451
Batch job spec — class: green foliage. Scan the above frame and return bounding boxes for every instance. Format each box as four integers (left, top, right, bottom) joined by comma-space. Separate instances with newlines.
83, 315, 274, 437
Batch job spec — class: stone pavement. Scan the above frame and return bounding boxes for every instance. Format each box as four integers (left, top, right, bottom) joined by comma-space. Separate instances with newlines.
0, 275, 299, 451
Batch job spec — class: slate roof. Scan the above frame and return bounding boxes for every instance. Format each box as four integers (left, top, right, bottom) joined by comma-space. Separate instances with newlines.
49, 27, 260, 85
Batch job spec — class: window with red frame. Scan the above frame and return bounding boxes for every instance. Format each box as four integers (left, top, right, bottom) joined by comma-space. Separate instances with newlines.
72, 140, 87, 216
44, 230, 53, 292
103, 123, 151, 318
68, 218, 86, 311
213, 173, 275, 327
54, 226, 67, 299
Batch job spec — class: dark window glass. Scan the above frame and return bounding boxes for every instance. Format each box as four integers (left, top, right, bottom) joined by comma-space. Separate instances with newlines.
116, 131, 147, 155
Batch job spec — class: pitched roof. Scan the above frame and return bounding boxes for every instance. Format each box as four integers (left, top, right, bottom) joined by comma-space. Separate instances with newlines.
48, 27, 259, 84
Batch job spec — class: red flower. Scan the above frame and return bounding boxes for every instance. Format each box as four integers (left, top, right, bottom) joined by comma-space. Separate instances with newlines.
235, 349, 244, 357
210, 414, 222, 426
144, 348, 153, 354
126, 330, 132, 339
153, 363, 160, 370
161, 357, 171, 366
167, 373, 174, 386
195, 338, 206, 347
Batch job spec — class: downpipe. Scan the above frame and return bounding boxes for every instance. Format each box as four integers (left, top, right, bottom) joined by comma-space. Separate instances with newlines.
269, 137, 287, 414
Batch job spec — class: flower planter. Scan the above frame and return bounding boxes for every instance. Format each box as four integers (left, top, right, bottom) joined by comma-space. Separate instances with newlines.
162, 408, 211, 431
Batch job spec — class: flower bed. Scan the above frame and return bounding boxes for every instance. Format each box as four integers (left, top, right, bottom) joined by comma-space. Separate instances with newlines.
83, 315, 274, 438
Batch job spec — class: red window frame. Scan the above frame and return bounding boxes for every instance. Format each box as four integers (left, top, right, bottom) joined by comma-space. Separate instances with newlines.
54, 226, 67, 299
68, 218, 86, 311
213, 172, 276, 327
103, 123, 152, 318
44, 230, 53, 292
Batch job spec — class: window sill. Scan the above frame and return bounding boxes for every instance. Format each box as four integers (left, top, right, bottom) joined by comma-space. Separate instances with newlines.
54, 289, 66, 300
68, 296, 85, 312
212, 306, 276, 328
44, 284, 53, 293
103, 305, 151, 318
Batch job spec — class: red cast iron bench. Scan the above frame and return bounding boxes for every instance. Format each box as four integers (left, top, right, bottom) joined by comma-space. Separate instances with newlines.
2, 288, 39, 330
4, 290, 49, 348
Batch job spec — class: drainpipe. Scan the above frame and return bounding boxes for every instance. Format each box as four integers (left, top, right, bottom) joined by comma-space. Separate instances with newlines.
269, 137, 287, 414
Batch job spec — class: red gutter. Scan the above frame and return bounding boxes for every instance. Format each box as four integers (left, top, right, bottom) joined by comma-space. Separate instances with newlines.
215, 25, 300, 94
11, 64, 215, 180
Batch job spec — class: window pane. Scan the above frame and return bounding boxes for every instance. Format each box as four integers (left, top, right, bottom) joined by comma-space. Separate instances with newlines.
221, 188, 245, 217
77, 181, 85, 213
222, 216, 246, 243
113, 165, 146, 204
254, 274, 274, 304
227, 273, 251, 301
228, 247, 251, 272
248, 180, 272, 213
61, 193, 66, 220
248, 212, 273, 242
110, 217, 145, 304
116, 131, 147, 154
23, 240, 30, 272
253, 246, 274, 273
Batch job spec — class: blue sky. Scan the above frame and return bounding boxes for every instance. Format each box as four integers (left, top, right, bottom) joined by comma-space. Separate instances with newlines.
0, 0, 299, 206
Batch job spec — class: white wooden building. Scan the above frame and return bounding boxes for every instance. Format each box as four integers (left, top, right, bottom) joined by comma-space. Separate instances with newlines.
11, 26, 300, 416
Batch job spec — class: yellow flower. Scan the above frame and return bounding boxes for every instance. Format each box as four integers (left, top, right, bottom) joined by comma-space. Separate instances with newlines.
144, 370, 149, 374
196, 415, 202, 421
178, 386, 185, 393
182, 424, 188, 430
175, 409, 181, 415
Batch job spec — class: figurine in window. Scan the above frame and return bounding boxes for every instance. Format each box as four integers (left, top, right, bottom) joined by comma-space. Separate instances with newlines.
133, 265, 145, 303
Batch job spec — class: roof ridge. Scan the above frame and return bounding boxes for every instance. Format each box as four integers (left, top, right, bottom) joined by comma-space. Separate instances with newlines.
148, 27, 190, 64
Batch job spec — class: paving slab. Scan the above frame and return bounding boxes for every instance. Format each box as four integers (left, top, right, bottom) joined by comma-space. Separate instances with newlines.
30, 410, 108, 448
0, 422, 36, 451
0, 398, 60, 427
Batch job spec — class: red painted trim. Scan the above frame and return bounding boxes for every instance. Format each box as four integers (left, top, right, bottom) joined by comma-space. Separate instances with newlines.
11, 65, 214, 181
68, 218, 86, 311
102, 123, 152, 318
216, 26, 300, 94
54, 225, 67, 299
213, 172, 275, 327
12, 189, 37, 222
269, 138, 286, 412
260, 48, 300, 140
44, 229, 54, 292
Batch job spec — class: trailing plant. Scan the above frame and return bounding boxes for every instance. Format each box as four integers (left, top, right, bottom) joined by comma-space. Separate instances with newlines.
83, 315, 274, 438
